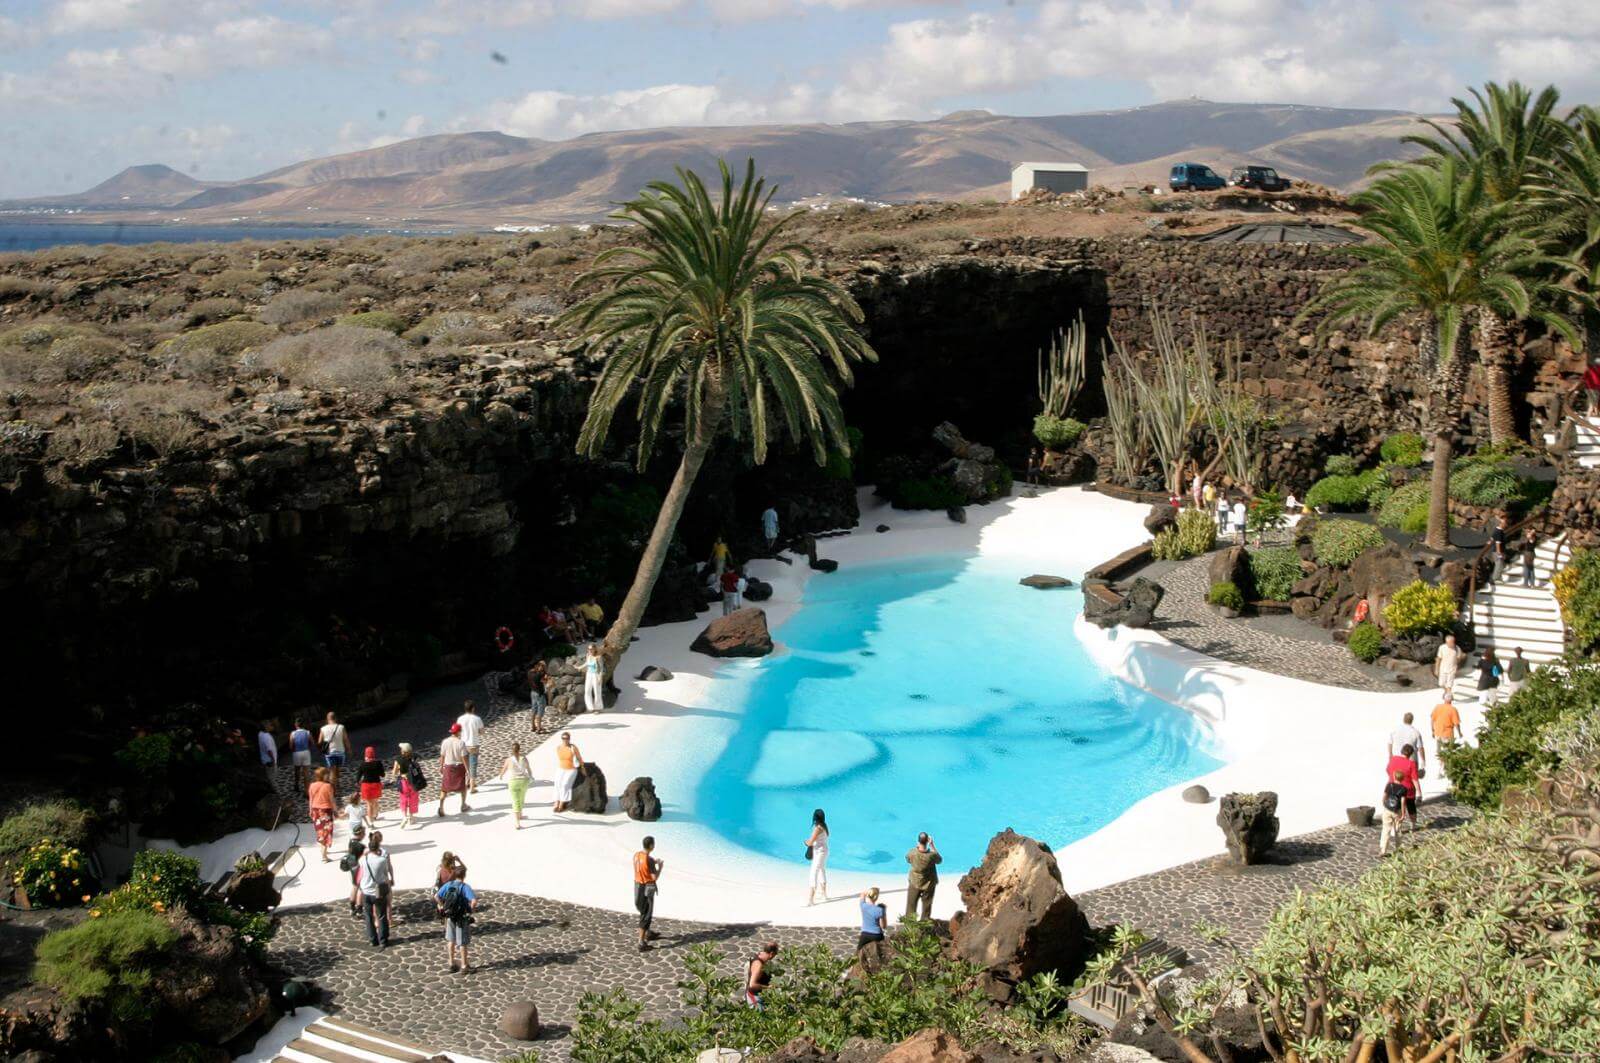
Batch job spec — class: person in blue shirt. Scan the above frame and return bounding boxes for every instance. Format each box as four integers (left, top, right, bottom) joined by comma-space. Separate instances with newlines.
436, 864, 478, 974
288, 720, 314, 792
857, 887, 887, 952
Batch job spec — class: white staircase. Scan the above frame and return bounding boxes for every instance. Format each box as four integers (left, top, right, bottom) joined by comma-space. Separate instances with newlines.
275, 1015, 439, 1063
1455, 537, 1572, 702
1543, 416, 1600, 469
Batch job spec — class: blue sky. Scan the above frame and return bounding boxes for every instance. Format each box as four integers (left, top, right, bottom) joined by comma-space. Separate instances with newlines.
1, 0, 1594, 198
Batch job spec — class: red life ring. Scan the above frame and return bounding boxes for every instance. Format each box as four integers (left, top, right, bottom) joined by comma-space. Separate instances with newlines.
1353, 600, 1370, 624
494, 626, 515, 653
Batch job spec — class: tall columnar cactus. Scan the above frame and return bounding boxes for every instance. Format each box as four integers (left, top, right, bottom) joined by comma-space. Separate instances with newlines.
1036, 312, 1087, 419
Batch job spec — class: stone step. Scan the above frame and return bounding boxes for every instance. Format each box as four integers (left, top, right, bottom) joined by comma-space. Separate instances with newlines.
306, 1021, 431, 1062
315, 1017, 432, 1055
275, 1017, 438, 1063
1473, 604, 1564, 624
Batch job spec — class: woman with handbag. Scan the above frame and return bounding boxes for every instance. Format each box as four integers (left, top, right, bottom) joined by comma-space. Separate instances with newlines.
804, 808, 829, 906
391, 742, 421, 829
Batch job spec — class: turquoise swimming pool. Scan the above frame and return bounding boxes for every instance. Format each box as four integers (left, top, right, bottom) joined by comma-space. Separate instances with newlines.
695, 553, 1225, 873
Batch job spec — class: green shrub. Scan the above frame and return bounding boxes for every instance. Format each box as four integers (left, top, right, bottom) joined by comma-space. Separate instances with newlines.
885, 476, 967, 511
1245, 489, 1285, 537
1176, 508, 1216, 556
1376, 479, 1429, 528
1032, 414, 1085, 449
1380, 432, 1424, 466
1248, 546, 1301, 602
1553, 548, 1600, 653
160, 319, 275, 360
1347, 621, 1383, 662
1441, 656, 1600, 808
337, 310, 408, 335
1381, 579, 1457, 637
11, 838, 93, 907
1398, 503, 1432, 536
1355, 466, 1393, 509
95, 849, 204, 917
35, 910, 177, 1022
0, 800, 94, 864
1449, 459, 1520, 506
1305, 474, 1368, 511
1324, 454, 1359, 477
1207, 581, 1245, 611
1312, 518, 1384, 567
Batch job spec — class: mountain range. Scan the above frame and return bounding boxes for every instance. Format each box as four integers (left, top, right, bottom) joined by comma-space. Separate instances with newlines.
7, 99, 1436, 225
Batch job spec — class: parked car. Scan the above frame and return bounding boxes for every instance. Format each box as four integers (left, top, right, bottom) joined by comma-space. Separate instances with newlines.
1228, 165, 1291, 192
1169, 162, 1226, 192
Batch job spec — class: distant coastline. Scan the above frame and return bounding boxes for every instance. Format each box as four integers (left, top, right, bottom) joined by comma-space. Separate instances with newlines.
0, 219, 465, 252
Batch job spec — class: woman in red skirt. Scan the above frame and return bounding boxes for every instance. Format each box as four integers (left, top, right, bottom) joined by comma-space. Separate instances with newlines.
307, 767, 337, 861
356, 746, 386, 825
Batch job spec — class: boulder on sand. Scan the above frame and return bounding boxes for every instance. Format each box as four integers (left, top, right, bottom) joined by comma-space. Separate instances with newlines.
498, 1001, 541, 1040
636, 666, 673, 682
1217, 791, 1280, 865
621, 777, 662, 821
743, 577, 773, 601
568, 763, 608, 814
1082, 577, 1165, 629
1208, 545, 1252, 597
1144, 503, 1177, 535
1020, 574, 1073, 589
690, 608, 774, 658
947, 829, 1090, 1002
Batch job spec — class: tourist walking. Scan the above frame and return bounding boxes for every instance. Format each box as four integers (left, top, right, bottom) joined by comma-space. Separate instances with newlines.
1026, 448, 1041, 487
711, 535, 731, 579
355, 746, 386, 825
720, 567, 741, 616
1430, 692, 1462, 760
1214, 494, 1228, 533
437, 723, 471, 816
527, 660, 549, 733
805, 808, 830, 905
319, 711, 352, 793
307, 768, 337, 863
761, 504, 780, 551
1378, 769, 1409, 856
583, 644, 605, 714
1231, 499, 1247, 544
358, 832, 393, 948
289, 720, 314, 792
1202, 480, 1217, 510
858, 887, 888, 951
436, 851, 466, 889
1388, 712, 1426, 775
1505, 647, 1530, 697
1386, 745, 1421, 830
1475, 648, 1503, 707
745, 942, 778, 1009
554, 731, 582, 813
436, 863, 477, 974
1190, 470, 1203, 509
1433, 634, 1463, 696
905, 832, 941, 920
342, 823, 367, 917
346, 790, 375, 838
1488, 513, 1508, 583
500, 741, 533, 829
257, 723, 278, 779
456, 700, 485, 793
633, 836, 662, 951
1520, 533, 1539, 587
391, 742, 421, 829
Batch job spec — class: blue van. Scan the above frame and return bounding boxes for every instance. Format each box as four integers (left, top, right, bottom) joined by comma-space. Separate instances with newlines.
1170, 162, 1226, 192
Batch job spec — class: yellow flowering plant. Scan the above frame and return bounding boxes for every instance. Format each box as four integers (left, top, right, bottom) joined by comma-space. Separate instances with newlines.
12, 838, 92, 907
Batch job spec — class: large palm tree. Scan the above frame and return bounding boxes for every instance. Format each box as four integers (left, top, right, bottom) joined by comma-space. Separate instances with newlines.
1403, 81, 1569, 443
1303, 158, 1549, 550
561, 159, 875, 680
1530, 105, 1600, 363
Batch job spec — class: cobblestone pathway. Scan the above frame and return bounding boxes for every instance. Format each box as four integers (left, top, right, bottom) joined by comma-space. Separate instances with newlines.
1076, 798, 1472, 966
269, 890, 855, 1061
1145, 554, 1400, 693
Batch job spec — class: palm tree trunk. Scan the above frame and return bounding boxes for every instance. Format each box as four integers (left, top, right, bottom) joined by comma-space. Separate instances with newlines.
1476, 308, 1517, 445
1422, 323, 1467, 551
598, 378, 726, 683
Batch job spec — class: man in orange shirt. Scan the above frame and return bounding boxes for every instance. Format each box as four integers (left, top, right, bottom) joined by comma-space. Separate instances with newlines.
1431, 691, 1462, 761
633, 836, 663, 951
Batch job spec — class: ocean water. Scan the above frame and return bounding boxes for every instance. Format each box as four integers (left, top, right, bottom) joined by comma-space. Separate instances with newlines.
696, 553, 1224, 873
0, 221, 460, 251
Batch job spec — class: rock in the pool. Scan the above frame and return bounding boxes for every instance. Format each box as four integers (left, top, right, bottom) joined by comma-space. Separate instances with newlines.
1182, 784, 1211, 804
621, 777, 662, 821
1020, 574, 1073, 589
1217, 791, 1280, 864
691, 608, 774, 658
636, 666, 673, 682
568, 763, 608, 814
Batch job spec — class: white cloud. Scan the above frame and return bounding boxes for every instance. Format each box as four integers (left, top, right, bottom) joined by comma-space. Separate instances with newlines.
1419, 0, 1600, 101
48, 0, 256, 34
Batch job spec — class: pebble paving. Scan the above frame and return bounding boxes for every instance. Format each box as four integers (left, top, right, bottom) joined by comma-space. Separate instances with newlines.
1143, 553, 1401, 693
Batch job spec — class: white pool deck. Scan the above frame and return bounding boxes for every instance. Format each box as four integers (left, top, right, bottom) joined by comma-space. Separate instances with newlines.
179, 485, 1480, 934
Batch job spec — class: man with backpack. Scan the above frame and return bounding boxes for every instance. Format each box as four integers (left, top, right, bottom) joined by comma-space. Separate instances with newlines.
1379, 769, 1410, 856
436, 863, 477, 974
358, 831, 394, 948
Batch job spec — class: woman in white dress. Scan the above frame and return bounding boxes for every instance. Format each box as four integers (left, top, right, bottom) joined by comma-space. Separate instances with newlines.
805, 808, 830, 905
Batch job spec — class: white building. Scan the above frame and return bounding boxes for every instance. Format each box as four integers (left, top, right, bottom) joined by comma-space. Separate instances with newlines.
1010, 161, 1090, 199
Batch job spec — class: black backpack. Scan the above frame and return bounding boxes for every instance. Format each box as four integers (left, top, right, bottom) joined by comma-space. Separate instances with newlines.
1382, 781, 1407, 813
440, 882, 473, 922
408, 759, 427, 792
